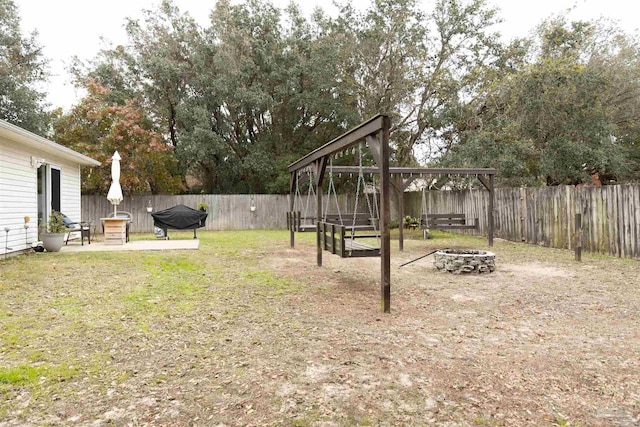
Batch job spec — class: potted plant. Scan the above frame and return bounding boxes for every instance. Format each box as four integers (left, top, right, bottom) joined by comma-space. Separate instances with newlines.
41, 210, 66, 252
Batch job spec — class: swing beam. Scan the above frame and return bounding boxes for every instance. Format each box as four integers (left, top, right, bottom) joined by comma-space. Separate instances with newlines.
287, 115, 496, 313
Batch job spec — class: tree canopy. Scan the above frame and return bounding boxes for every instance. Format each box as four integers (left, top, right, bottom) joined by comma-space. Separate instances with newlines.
52, 81, 181, 195
437, 17, 640, 185
0, 0, 49, 134
3, 0, 636, 191
64, 0, 508, 193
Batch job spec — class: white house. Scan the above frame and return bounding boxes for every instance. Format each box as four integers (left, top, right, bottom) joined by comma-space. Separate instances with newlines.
0, 119, 100, 255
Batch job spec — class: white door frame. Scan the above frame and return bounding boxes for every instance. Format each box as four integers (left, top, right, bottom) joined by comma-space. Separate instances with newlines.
38, 164, 62, 225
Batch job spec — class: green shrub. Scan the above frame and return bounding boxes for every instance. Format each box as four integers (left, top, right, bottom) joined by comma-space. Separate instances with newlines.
403, 215, 419, 229
47, 211, 66, 234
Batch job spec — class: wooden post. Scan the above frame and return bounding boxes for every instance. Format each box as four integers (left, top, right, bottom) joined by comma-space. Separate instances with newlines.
566, 185, 572, 250
331, 223, 336, 254
488, 174, 495, 247
391, 177, 405, 252
314, 159, 326, 267
398, 185, 404, 251
379, 117, 391, 313
317, 182, 323, 267
289, 173, 296, 248
575, 213, 582, 262
520, 187, 526, 242
392, 176, 415, 252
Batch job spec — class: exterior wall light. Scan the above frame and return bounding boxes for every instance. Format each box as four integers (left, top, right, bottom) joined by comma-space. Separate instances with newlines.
30, 156, 46, 168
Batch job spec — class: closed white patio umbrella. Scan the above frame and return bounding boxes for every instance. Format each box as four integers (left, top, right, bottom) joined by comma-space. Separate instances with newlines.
106, 151, 123, 216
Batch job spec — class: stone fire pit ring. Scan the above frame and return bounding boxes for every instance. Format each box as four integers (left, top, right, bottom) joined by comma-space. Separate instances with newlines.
433, 249, 496, 274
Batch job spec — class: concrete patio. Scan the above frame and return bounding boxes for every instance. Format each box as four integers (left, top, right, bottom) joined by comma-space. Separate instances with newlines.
60, 238, 199, 252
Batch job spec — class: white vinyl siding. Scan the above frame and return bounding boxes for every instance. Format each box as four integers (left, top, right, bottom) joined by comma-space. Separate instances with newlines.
0, 138, 83, 255
61, 162, 81, 221
0, 141, 38, 253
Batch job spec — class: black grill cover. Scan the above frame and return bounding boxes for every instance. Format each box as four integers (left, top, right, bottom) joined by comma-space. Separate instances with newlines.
151, 205, 208, 230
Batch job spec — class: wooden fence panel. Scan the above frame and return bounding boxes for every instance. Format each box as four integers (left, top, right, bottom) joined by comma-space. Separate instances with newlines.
82, 194, 290, 233
82, 184, 640, 259
82, 193, 376, 233
408, 185, 639, 259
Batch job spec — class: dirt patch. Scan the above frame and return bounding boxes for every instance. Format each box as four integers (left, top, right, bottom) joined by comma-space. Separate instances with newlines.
500, 262, 573, 279
1, 231, 639, 426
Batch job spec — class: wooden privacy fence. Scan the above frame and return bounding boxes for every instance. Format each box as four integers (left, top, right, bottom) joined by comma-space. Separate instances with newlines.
82, 193, 392, 234
83, 184, 639, 259
82, 195, 289, 233
411, 185, 640, 259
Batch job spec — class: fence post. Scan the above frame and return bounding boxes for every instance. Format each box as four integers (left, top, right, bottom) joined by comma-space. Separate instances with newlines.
520, 187, 526, 241
575, 213, 582, 262
488, 174, 495, 246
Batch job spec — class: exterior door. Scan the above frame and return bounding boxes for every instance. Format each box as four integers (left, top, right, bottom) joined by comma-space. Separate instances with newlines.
37, 165, 62, 227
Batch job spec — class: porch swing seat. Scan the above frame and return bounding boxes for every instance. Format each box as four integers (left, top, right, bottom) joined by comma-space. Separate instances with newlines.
289, 169, 319, 234
319, 221, 380, 258
286, 211, 317, 232
316, 142, 381, 259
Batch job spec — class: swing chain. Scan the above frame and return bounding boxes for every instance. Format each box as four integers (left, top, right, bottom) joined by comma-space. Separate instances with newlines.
351, 143, 380, 252
352, 188, 361, 224
294, 170, 303, 213
351, 145, 363, 245
370, 175, 380, 245
324, 158, 343, 225
302, 170, 316, 222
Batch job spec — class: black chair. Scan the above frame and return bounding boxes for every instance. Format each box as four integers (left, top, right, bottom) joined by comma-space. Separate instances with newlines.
62, 214, 91, 245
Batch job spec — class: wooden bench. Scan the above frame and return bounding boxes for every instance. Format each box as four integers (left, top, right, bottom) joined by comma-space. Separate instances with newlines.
420, 213, 478, 238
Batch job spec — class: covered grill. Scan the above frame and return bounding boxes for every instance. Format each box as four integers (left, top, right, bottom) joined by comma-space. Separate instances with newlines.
151, 205, 208, 239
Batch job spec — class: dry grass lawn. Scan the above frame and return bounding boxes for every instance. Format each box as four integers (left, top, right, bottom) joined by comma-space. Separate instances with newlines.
0, 230, 639, 426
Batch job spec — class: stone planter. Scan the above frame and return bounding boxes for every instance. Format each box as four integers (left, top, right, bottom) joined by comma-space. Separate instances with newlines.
434, 249, 496, 274
41, 233, 65, 252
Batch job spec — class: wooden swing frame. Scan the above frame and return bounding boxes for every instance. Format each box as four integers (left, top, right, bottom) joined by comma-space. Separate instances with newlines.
288, 114, 496, 313
288, 114, 392, 312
